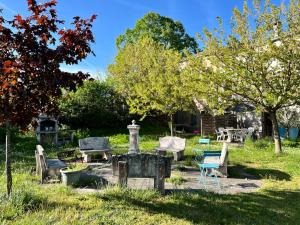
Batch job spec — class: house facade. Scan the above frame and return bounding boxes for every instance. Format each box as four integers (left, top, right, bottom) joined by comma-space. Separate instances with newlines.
173, 110, 273, 137
173, 111, 237, 136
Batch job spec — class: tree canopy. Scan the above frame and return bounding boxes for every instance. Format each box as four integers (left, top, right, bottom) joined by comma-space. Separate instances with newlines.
186, 0, 300, 154
0, 0, 96, 195
109, 37, 195, 130
116, 12, 198, 53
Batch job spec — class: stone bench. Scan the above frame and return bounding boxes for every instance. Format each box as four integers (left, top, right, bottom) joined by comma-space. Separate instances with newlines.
79, 137, 112, 162
155, 136, 186, 161
112, 153, 172, 194
35, 145, 67, 183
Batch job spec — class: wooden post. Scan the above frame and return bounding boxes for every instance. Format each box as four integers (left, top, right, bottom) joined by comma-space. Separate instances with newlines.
154, 159, 165, 194
5, 120, 12, 196
118, 161, 128, 187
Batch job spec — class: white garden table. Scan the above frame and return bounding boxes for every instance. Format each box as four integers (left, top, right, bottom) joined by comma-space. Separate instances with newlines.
224, 128, 244, 142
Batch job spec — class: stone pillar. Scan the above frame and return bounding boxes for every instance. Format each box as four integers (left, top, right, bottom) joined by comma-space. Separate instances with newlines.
127, 120, 140, 154
154, 158, 165, 194
118, 161, 128, 187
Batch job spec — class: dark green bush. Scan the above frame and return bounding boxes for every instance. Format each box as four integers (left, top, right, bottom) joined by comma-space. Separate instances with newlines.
254, 139, 273, 149
59, 80, 131, 129
282, 139, 299, 148
0, 127, 20, 144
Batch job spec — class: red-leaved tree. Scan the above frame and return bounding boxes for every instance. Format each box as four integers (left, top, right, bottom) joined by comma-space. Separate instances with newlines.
0, 0, 96, 196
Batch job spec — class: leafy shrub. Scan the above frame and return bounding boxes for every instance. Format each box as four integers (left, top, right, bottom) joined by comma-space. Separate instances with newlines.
73, 129, 91, 141
282, 139, 299, 148
0, 127, 20, 144
139, 122, 169, 135
244, 137, 273, 150
183, 156, 193, 166
254, 139, 273, 149
139, 135, 157, 142
166, 175, 187, 186
109, 134, 128, 145
59, 80, 131, 129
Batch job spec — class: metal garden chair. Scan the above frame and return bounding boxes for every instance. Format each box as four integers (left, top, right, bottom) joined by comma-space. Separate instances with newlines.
192, 138, 211, 163
196, 142, 229, 189
198, 162, 220, 189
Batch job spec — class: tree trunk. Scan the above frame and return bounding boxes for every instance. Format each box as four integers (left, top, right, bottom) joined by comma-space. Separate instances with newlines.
269, 111, 282, 154
169, 114, 173, 136
5, 120, 12, 196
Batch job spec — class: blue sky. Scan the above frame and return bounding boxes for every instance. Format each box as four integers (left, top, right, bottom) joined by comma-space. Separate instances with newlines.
0, 0, 284, 78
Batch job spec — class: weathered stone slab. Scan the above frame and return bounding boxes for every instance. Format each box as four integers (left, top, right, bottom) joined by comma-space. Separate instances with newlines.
112, 153, 171, 178
112, 153, 172, 194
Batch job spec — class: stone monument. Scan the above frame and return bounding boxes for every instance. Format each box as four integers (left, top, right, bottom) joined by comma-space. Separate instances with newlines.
127, 120, 140, 154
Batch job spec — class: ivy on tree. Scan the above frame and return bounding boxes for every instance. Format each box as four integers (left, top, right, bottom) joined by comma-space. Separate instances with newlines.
0, 0, 96, 196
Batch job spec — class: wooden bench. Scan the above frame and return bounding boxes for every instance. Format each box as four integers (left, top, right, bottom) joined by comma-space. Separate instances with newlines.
155, 136, 186, 161
35, 145, 67, 183
112, 153, 172, 194
79, 137, 112, 163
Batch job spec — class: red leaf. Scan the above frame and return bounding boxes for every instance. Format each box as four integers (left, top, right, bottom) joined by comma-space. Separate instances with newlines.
90, 15, 97, 22
37, 17, 43, 24
15, 14, 23, 23
2, 81, 9, 89
58, 30, 64, 35
42, 34, 48, 42
3, 60, 12, 67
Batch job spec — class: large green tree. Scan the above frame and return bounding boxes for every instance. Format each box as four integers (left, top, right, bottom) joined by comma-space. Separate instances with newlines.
116, 12, 198, 53
109, 37, 194, 135
186, 0, 300, 154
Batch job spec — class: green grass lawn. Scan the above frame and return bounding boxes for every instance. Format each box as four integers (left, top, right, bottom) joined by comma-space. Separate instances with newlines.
0, 131, 299, 225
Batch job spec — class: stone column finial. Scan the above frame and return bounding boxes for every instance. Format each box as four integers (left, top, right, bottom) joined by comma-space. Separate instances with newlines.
127, 120, 140, 154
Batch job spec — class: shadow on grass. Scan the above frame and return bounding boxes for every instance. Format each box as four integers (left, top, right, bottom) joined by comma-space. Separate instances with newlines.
229, 164, 291, 181
97, 189, 300, 225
